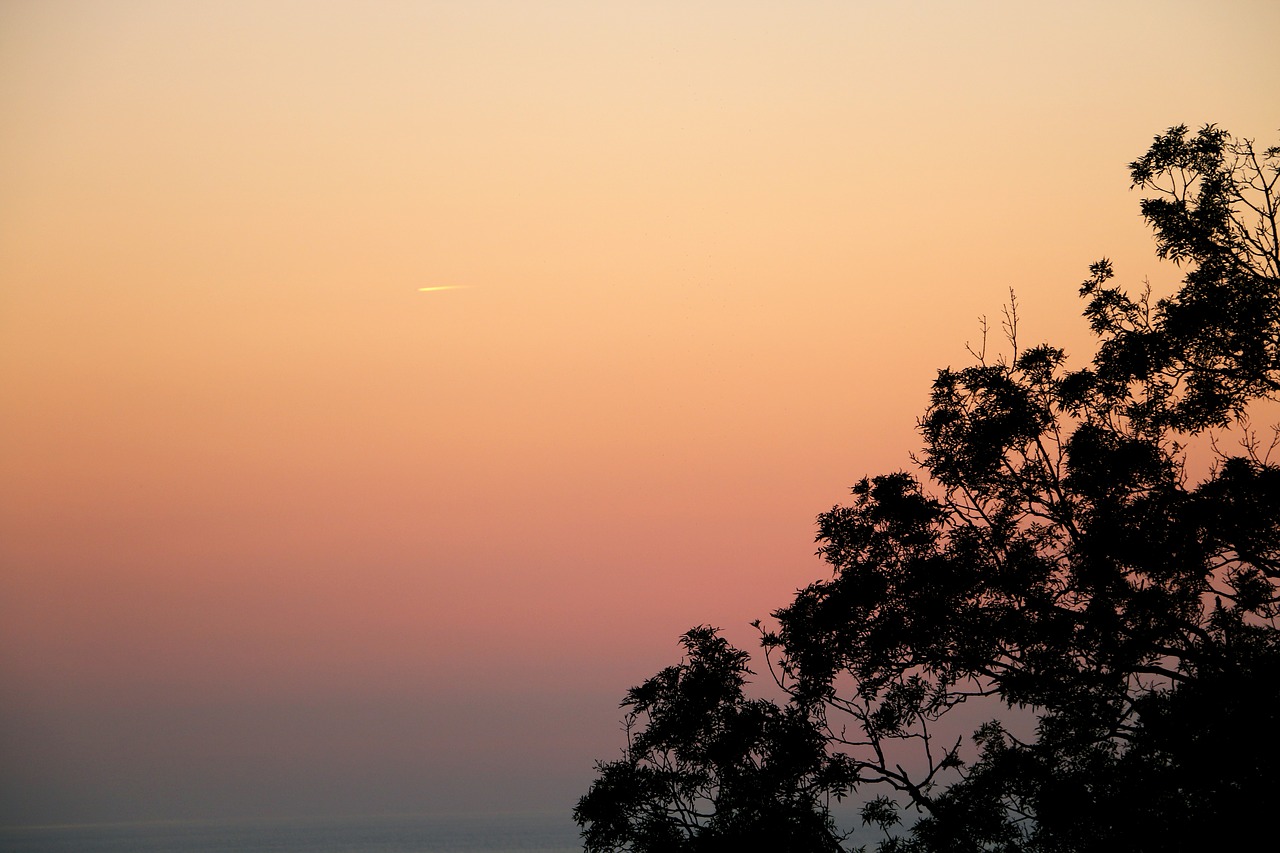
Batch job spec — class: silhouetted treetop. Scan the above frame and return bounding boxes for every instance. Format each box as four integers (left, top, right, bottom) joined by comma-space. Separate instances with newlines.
1083, 124, 1280, 432
578, 124, 1280, 853
574, 627, 849, 853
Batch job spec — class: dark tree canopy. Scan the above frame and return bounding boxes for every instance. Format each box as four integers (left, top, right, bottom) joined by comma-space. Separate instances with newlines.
574, 627, 848, 853
576, 125, 1280, 852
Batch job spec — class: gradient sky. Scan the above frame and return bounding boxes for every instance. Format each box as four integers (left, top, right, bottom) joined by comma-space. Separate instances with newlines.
2, 0, 1277, 826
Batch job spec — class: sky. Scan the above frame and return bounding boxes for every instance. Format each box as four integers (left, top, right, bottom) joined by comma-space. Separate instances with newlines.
1, 0, 1277, 827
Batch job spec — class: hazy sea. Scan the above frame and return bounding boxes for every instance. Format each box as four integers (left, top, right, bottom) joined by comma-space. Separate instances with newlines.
0, 812, 583, 853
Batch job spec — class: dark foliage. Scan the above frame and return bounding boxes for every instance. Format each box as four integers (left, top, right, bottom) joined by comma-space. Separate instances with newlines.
573, 627, 851, 852
577, 125, 1280, 852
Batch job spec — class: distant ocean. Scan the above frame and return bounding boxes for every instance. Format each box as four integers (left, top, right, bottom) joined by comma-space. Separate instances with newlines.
0, 812, 583, 853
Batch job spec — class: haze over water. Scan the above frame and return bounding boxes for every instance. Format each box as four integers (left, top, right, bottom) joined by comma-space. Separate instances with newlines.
2, 0, 1277, 831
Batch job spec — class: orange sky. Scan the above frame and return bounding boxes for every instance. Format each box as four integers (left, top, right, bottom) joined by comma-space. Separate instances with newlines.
2, 0, 1278, 824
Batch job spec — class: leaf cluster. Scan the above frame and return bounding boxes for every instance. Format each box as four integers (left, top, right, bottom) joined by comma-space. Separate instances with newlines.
574, 627, 851, 852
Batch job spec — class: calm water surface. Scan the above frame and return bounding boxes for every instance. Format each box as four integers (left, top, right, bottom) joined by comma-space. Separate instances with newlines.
0, 812, 582, 853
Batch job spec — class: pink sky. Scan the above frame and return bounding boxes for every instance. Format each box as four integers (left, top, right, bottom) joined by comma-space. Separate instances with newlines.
2, 0, 1278, 824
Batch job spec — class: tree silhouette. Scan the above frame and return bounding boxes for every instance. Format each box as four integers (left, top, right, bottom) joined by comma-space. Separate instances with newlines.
577, 125, 1280, 852
574, 627, 851, 853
